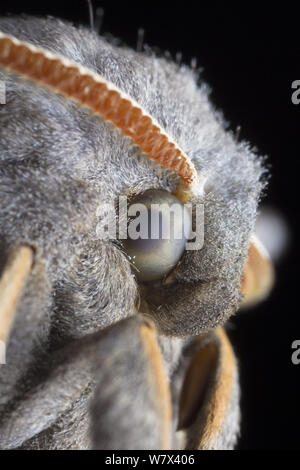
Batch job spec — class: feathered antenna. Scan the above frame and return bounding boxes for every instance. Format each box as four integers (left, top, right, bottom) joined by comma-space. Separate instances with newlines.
0, 32, 202, 201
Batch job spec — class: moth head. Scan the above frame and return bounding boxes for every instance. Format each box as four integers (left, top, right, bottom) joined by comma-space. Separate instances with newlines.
0, 16, 272, 343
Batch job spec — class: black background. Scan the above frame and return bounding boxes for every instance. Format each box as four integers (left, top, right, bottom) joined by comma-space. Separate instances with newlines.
0, 1, 299, 450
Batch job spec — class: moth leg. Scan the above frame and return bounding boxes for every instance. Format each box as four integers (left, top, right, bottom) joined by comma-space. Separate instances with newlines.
0, 244, 52, 417
0, 315, 172, 450
173, 327, 240, 450
90, 315, 172, 450
240, 234, 274, 308
0, 245, 33, 344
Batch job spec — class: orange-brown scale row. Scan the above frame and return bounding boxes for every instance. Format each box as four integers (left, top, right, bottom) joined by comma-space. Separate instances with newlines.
0, 34, 197, 187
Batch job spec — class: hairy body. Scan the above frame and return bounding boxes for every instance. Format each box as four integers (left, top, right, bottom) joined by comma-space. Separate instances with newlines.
0, 16, 264, 449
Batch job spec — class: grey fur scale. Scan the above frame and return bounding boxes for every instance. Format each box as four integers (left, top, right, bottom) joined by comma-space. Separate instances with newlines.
0, 16, 265, 449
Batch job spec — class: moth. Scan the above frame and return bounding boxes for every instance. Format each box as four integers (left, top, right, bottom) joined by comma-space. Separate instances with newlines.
0, 15, 274, 450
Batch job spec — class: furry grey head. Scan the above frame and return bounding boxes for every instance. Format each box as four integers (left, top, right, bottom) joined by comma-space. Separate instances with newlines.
0, 15, 265, 342
0, 14, 267, 450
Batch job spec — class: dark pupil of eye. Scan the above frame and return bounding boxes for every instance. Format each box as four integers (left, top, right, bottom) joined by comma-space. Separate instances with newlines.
122, 189, 191, 282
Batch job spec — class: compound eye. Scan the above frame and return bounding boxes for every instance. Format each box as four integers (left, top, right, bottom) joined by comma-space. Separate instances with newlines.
122, 189, 192, 282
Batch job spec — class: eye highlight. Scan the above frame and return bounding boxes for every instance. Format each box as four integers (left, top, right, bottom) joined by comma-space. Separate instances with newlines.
122, 189, 192, 282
